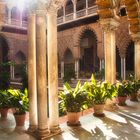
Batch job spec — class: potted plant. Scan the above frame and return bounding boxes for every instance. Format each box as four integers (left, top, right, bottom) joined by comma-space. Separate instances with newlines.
116, 81, 131, 106
0, 90, 13, 119
85, 75, 117, 117
59, 81, 88, 126
8, 89, 29, 126
129, 80, 140, 101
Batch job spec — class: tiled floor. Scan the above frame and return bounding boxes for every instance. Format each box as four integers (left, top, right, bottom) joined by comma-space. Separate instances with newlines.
0, 99, 140, 140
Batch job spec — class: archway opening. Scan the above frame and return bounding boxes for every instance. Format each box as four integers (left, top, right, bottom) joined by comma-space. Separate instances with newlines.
0, 35, 10, 90
79, 29, 99, 78
126, 41, 134, 78
14, 51, 26, 79
0, 35, 9, 63
116, 47, 121, 80
63, 48, 75, 81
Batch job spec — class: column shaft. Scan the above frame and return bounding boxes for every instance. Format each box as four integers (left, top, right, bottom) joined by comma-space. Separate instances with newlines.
121, 58, 126, 80
61, 61, 64, 79
47, 11, 61, 133
36, 12, 49, 137
75, 59, 79, 79
8, 8, 11, 24
104, 30, 116, 84
135, 41, 140, 79
27, 14, 38, 132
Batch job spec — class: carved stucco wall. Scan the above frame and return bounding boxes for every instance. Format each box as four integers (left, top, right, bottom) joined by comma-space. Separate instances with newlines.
58, 22, 104, 61
0, 32, 27, 61
0, 17, 132, 64
116, 17, 132, 58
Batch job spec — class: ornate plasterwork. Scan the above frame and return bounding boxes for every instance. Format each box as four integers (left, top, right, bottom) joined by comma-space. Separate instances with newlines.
116, 17, 131, 58
46, 0, 64, 14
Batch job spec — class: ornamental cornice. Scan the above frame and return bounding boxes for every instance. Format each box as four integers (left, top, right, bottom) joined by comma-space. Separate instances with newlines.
99, 18, 120, 32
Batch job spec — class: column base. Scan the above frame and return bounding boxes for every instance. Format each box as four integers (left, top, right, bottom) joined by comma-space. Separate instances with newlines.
27, 125, 38, 133
50, 125, 62, 134
37, 128, 50, 140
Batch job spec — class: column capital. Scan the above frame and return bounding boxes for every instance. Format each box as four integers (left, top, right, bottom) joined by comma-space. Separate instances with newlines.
71, 0, 77, 5
100, 18, 120, 32
131, 33, 140, 43
46, 0, 64, 14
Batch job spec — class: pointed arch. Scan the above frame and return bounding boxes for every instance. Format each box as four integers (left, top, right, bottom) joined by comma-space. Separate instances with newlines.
15, 51, 26, 64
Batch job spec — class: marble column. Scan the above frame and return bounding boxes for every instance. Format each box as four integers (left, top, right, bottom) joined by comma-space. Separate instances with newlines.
20, 9, 23, 27
86, 0, 88, 15
27, 13, 38, 133
8, 8, 11, 24
36, 9, 50, 138
134, 40, 140, 80
101, 19, 119, 84
72, 0, 77, 19
121, 57, 126, 80
100, 59, 104, 71
47, 6, 61, 134
61, 61, 64, 79
75, 59, 79, 79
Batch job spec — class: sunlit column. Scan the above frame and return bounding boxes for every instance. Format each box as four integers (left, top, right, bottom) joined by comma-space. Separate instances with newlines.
20, 9, 23, 27
75, 59, 79, 79
8, 8, 11, 24
36, 8, 50, 138
86, 0, 88, 15
100, 59, 104, 71
121, 57, 126, 80
63, 2, 66, 22
134, 39, 140, 80
72, 0, 77, 19
27, 13, 38, 133
47, 5, 61, 134
101, 19, 119, 84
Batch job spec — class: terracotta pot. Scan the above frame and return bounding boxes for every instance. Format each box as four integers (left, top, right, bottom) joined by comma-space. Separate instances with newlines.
0, 108, 9, 119
117, 96, 127, 106
67, 112, 81, 126
130, 93, 138, 102
93, 104, 105, 117
14, 113, 26, 126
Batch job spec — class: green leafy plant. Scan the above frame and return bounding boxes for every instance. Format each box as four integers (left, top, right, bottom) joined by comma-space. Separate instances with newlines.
63, 68, 75, 82
85, 74, 117, 105
8, 89, 29, 115
116, 81, 131, 97
59, 81, 88, 113
0, 90, 13, 108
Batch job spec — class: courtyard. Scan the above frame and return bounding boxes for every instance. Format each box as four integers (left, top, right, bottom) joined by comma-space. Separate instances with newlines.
0, 99, 140, 140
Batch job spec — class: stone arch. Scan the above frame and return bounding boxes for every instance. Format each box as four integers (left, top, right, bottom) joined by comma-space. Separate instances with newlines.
63, 48, 74, 64
0, 34, 10, 62
63, 48, 75, 75
14, 50, 26, 64
76, 26, 100, 75
96, 0, 140, 34
76, 26, 98, 47
123, 0, 140, 34
11, 6, 20, 20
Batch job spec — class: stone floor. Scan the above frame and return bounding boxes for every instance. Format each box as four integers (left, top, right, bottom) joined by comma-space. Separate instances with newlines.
0, 99, 140, 140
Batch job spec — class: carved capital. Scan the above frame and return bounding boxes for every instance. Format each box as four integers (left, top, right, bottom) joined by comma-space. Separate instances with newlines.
131, 32, 140, 42
100, 18, 120, 32
46, 0, 64, 14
